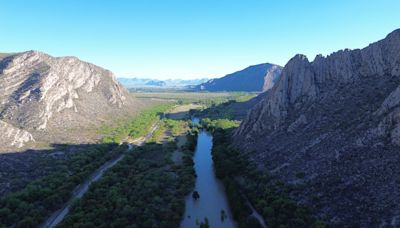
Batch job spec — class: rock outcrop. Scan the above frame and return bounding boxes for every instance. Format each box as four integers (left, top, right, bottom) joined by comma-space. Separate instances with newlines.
0, 51, 138, 152
0, 120, 34, 148
233, 29, 400, 226
196, 63, 282, 92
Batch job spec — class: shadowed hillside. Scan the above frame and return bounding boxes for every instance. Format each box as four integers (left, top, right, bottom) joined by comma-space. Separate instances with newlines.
196, 63, 282, 92
234, 29, 400, 226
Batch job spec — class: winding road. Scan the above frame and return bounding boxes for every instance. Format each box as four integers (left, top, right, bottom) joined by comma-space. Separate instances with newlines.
242, 193, 268, 228
41, 122, 160, 228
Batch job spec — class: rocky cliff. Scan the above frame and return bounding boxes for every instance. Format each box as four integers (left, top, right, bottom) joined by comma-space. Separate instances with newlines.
234, 29, 400, 226
0, 51, 138, 152
196, 63, 282, 92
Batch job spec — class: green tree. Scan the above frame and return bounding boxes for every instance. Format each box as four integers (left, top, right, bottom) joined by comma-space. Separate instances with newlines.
192, 191, 200, 200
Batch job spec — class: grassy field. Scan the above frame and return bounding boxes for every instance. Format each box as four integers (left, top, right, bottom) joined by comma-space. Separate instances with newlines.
98, 103, 175, 144
131, 92, 233, 103
167, 104, 203, 119
131, 91, 256, 103
132, 91, 231, 98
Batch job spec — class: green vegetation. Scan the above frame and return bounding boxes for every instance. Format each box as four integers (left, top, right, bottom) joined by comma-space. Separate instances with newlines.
132, 91, 255, 106
192, 191, 200, 200
197, 103, 236, 119
0, 144, 126, 228
0, 102, 200, 228
147, 121, 167, 143
148, 119, 189, 143
128, 87, 189, 93
0, 102, 181, 227
198, 217, 210, 228
209, 126, 325, 228
164, 119, 188, 137
59, 131, 198, 227
99, 103, 174, 143
190, 93, 255, 120
201, 118, 240, 131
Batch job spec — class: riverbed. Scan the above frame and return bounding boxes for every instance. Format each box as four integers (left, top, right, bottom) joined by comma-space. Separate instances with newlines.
181, 118, 237, 228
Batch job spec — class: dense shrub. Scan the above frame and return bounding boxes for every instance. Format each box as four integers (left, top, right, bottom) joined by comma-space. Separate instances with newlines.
59, 131, 198, 227
100, 103, 174, 143
201, 118, 240, 132
210, 125, 324, 228
0, 144, 125, 227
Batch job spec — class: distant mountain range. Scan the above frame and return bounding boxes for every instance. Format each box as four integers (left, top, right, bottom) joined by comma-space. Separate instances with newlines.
195, 63, 282, 92
117, 77, 209, 88
118, 63, 283, 92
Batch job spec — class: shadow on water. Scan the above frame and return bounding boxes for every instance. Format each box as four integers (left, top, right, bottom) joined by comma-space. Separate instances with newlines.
181, 124, 237, 228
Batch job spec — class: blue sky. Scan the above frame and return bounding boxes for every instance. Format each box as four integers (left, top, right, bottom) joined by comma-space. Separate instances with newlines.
1, 0, 399, 79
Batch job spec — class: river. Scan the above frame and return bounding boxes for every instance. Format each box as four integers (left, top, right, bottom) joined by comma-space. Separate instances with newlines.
181, 118, 237, 228
42, 117, 237, 227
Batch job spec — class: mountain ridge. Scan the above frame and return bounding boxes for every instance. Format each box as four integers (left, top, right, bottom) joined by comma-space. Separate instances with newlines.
233, 29, 400, 226
195, 63, 282, 92
0, 50, 140, 152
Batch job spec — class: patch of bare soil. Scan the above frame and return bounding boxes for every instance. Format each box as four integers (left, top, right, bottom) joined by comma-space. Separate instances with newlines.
167, 104, 203, 120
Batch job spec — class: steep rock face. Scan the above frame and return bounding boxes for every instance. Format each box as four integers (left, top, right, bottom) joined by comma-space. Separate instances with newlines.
0, 51, 135, 151
196, 63, 282, 92
262, 65, 283, 91
234, 29, 400, 226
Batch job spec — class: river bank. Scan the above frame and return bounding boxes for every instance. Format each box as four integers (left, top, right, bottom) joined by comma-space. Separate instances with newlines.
181, 118, 237, 228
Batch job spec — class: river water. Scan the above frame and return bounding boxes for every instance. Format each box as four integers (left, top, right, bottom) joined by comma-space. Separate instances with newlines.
181, 118, 237, 228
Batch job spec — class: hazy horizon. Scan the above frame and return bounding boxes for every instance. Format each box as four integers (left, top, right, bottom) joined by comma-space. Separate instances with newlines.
1, 0, 399, 80
117, 76, 210, 80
